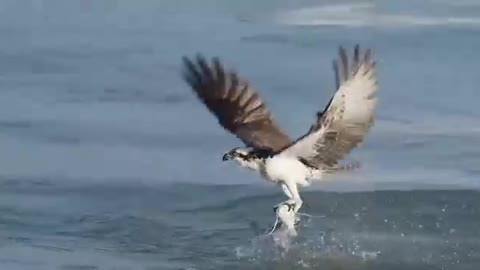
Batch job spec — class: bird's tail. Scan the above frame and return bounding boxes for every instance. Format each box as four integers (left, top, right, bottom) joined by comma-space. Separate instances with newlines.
323, 161, 361, 174
306, 161, 360, 183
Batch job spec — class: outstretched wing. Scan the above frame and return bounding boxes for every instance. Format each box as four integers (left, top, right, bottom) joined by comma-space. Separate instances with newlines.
280, 45, 378, 167
182, 54, 292, 152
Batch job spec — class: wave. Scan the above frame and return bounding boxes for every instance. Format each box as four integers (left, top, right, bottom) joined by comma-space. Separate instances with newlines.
274, 3, 480, 29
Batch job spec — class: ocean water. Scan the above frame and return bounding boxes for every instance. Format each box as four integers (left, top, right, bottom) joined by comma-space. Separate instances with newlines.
0, 0, 480, 269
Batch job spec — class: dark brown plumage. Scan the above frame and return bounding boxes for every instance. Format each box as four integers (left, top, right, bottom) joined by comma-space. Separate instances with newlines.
182, 55, 292, 152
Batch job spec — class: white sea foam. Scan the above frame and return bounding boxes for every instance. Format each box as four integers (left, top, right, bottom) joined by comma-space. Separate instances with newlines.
274, 3, 480, 28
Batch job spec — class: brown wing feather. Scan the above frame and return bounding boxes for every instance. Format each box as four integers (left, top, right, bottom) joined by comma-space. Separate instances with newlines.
280, 44, 378, 167
182, 54, 292, 151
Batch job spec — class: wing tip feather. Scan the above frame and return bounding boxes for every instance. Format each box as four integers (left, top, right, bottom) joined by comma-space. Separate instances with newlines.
334, 44, 377, 86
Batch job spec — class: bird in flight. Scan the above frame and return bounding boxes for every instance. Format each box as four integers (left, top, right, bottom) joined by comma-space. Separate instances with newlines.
181, 44, 379, 214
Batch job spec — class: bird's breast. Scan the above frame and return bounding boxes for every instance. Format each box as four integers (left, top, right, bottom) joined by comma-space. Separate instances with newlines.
264, 156, 308, 182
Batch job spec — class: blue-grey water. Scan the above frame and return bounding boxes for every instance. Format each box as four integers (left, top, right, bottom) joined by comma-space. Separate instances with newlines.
1, 0, 480, 269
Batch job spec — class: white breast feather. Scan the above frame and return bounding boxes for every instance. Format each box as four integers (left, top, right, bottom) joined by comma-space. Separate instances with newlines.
265, 156, 309, 183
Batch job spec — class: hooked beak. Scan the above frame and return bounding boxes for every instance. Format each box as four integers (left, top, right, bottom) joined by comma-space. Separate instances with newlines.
222, 147, 239, 161
222, 152, 233, 161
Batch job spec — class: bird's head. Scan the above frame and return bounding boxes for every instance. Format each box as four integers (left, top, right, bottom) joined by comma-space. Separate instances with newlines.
222, 147, 269, 171
222, 147, 249, 161
222, 147, 273, 162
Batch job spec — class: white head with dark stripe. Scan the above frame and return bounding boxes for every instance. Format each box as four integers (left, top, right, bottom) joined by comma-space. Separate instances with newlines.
222, 147, 273, 171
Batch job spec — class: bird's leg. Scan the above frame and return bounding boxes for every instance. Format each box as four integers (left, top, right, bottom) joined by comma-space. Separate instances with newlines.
279, 181, 303, 226
274, 182, 303, 214
283, 180, 303, 213
273, 183, 293, 211
281, 182, 293, 199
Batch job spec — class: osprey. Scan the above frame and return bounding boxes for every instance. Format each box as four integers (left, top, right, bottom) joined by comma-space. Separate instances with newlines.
181, 44, 378, 214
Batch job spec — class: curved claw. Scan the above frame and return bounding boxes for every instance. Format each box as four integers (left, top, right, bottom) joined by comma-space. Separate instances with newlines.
273, 201, 295, 213
294, 216, 301, 226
